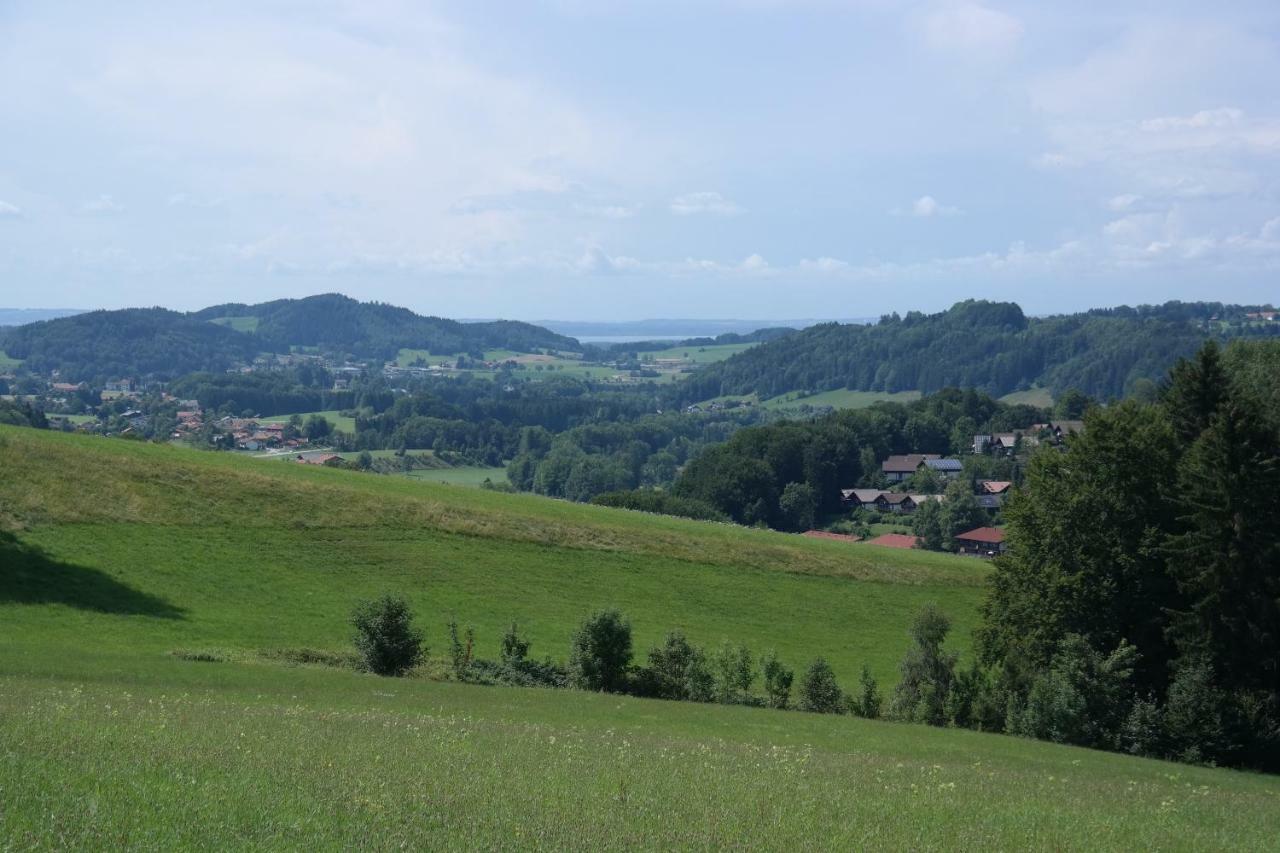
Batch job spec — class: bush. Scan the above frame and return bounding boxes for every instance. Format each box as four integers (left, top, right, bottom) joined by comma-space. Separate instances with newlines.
644, 631, 715, 701
350, 595, 424, 676
850, 664, 882, 719
568, 609, 632, 692
1162, 655, 1233, 765
500, 622, 531, 665
760, 650, 794, 709
711, 640, 755, 704
798, 657, 843, 714
447, 618, 476, 680
1007, 635, 1137, 750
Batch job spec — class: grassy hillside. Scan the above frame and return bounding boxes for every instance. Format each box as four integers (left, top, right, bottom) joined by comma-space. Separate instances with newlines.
260, 409, 357, 433
3, 425, 1278, 847
764, 388, 922, 410
0, 426, 986, 686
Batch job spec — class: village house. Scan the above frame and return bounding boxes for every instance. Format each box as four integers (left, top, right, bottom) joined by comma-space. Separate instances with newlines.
923, 458, 963, 478
977, 480, 1012, 509
881, 453, 940, 482
973, 432, 1021, 455
955, 526, 1007, 557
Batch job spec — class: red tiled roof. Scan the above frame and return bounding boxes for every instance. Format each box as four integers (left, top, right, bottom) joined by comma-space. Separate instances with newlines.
865, 533, 920, 549
802, 530, 862, 543
981, 481, 1012, 494
956, 526, 1006, 543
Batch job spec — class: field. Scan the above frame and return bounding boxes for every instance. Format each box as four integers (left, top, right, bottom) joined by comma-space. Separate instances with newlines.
0, 349, 22, 369
3, 425, 1278, 846
1000, 386, 1054, 408
208, 315, 260, 333
260, 409, 357, 433
404, 465, 508, 486
764, 388, 923, 410
642, 342, 757, 363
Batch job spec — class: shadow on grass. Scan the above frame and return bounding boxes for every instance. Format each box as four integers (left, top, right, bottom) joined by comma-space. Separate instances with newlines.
0, 531, 185, 618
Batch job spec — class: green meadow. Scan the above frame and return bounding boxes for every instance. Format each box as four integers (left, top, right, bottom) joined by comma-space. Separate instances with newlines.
207, 315, 260, 333
764, 388, 923, 410
260, 409, 357, 433
2, 425, 1278, 847
0, 349, 22, 370
1000, 386, 1055, 408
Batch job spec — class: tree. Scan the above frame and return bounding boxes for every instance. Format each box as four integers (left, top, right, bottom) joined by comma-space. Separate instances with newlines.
357, 449, 373, 470
350, 594, 423, 676
1163, 340, 1229, 446
568, 609, 632, 693
304, 413, 332, 441
798, 657, 843, 713
979, 402, 1182, 693
778, 481, 817, 531
850, 664, 882, 719
760, 650, 794, 709
1054, 388, 1094, 420
890, 604, 957, 725
938, 479, 986, 548
711, 640, 755, 704
646, 631, 714, 701
911, 498, 945, 551
1007, 635, 1138, 750
1165, 394, 1280, 701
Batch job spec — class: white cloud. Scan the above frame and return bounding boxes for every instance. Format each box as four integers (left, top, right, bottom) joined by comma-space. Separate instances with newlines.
1107, 194, 1142, 211
738, 253, 769, 272
669, 191, 743, 216
894, 195, 961, 217
574, 202, 638, 219
798, 256, 850, 273
576, 245, 640, 274
0, 200, 21, 218
81, 195, 124, 214
919, 2, 1023, 55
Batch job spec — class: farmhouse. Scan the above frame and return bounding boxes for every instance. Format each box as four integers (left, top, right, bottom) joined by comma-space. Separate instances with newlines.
977, 480, 1012, 508
881, 453, 940, 482
923, 458, 963, 478
955, 526, 1007, 556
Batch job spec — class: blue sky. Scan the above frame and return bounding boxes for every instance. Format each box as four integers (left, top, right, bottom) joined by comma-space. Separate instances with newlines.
1, 1, 1278, 319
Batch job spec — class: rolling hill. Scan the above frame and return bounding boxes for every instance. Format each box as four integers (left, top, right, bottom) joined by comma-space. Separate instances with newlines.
3, 425, 1279, 846
672, 299, 1280, 403
0, 294, 579, 382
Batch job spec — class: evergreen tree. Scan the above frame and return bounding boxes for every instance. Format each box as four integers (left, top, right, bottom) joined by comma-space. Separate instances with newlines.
1166, 395, 1280, 700
1163, 340, 1229, 446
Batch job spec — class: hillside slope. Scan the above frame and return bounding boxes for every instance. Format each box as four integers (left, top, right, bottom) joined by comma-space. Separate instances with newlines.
0, 426, 986, 686
2, 425, 1278, 847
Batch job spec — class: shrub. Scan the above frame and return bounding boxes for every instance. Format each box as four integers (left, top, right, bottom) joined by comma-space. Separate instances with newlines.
1007, 635, 1137, 750
568, 609, 632, 692
447, 619, 476, 680
350, 595, 424, 676
645, 631, 714, 701
1162, 655, 1233, 765
760, 650, 794, 709
798, 657, 843, 714
850, 664, 882, 719
890, 604, 957, 725
711, 640, 755, 704
500, 622, 531, 665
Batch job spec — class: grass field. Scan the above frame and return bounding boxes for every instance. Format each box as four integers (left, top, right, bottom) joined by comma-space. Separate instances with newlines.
1000, 387, 1054, 408
3, 425, 1278, 846
0, 349, 22, 370
404, 465, 508, 486
261, 409, 357, 433
639, 342, 757, 363
764, 388, 923, 410
208, 315, 260, 333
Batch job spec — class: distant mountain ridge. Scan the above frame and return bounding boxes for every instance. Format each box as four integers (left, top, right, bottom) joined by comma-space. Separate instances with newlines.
669, 299, 1280, 403
0, 294, 578, 382
0, 308, 86, 327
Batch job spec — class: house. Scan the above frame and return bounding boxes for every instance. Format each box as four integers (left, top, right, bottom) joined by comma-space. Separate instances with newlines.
864, 533, 920, 549
802, 530, 862, 543
973, 433, 1022, 455
881, 453, 940, 482
955, 526, 1007, 556
51, 382, 84, 393
923, 458, 963, 478
841, 489, 925, 513
972, 434, 993, 454
977, 480, 1012, 509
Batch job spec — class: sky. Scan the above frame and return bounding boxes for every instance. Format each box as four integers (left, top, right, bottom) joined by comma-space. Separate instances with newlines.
1, 0, 1278, 320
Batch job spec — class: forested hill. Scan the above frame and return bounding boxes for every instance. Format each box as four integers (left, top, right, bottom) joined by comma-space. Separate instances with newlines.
670, 300, 1280, 402
192, 294, 578, 359
0, 308, 258, 381
1, 294, 580, 382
